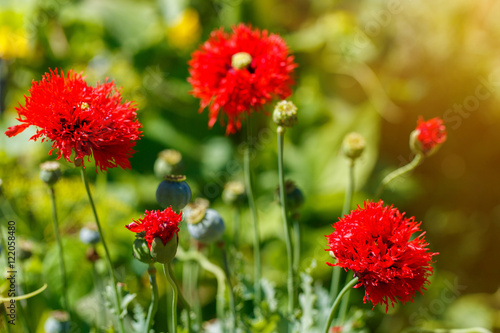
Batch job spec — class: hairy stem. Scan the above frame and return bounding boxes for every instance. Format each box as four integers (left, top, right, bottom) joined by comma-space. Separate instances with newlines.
244, 121, 262, 307
167, 263, 192, 333
277, 127, 295, 317
163, 264, 178, 333
375, 153, 423, 198
220, 243, 237, 330
323, 277, 359, 333
49, 187, 70, 318
81, 168, 125, 333
145, 264, 159, 333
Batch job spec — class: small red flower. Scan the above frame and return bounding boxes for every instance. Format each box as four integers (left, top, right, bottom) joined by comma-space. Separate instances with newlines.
413, 116, 447, 154
188, 24, 297, 135
126, 208, 182, 249
326, 200, 437, 311
5, 69, 142, 171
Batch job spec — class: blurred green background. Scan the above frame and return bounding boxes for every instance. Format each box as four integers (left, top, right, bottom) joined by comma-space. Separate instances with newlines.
1, 0, 500, 332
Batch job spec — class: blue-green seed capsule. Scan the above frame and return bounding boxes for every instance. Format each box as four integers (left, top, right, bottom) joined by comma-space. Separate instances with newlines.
44, 312, 70, 333
40, 161, 62, 186
79, 225, 100, 245
156, 175, 192, 211
276, 180, 305, 212
187, 208, 225, 244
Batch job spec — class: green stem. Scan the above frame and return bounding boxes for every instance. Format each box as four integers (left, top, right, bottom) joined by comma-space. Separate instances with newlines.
220, 243, 237, 331
0, 226, 28, 332
92, 259, 106, 328
2, 310, 11, 333
338, 275, 353, 325
375, 153, 423, 198
163, 264, 178, 333
292, 217, 300, 281
175, 247, 226, 327
0, 226, 9, 265
330, 159, 356, 300
233, 206, 241, 249
244, 121, 262, 307
277, 127, 295, 316
0, 229, 12, 333
167, 263, 192, 333
184, 258, 201, 329
183, 243, 200, 330
16, 296, 31, 333
323, 277, 359, 333
48, 187, 70, 318
329, 266, 342, 300
145, 264, 159, 333
80, 168, 125, 333
342, 159, 355, 217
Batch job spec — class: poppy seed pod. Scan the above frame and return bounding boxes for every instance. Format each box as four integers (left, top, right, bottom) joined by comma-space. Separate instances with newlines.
79, 224, 100, 245
44, 311, 70, 333
40, 161, 62, 186
156, 175, 192, 211
154, 149, 183, 178
276, 180, 305, 212
187, 208, 225, 244
222, 181, 246, 206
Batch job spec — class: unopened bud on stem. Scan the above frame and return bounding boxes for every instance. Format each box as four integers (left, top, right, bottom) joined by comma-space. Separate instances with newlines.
273, 100, 298, 128
342, 132, 366, 160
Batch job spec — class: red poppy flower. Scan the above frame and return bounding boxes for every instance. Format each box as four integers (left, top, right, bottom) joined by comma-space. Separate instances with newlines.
5, 69, 142, 171
412, 116, 447, 155
188, 24, 297, 135
326, 200, 437, 311
126, 208, 182, 249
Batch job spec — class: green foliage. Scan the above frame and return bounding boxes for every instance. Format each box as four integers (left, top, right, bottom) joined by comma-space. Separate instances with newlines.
1, 0, 499, 331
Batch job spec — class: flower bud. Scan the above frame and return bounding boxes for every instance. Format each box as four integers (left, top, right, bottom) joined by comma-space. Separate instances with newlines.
342, 132, 366, 160
79, 224, 100, 245
187, 208, 225, 244
150, 235, 178, 264
40, 161, 62, 186
231, 52, 252, 70
154, 149, 183, 178
276, 180, 305, 212
409, 117, 447, 157
44, 311, 70, 333
156, 175, 192, 211
273, 100, 298, 128
222, 181, 246, 207
133, 238, 153, 264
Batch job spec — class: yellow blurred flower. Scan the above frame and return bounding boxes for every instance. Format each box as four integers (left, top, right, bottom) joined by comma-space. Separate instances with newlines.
0, 11, 29, 59
165, 8, 201, 50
